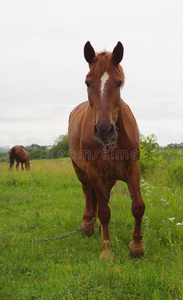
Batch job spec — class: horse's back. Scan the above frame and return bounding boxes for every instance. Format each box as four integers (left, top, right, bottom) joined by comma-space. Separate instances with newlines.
69, 101, 89, 170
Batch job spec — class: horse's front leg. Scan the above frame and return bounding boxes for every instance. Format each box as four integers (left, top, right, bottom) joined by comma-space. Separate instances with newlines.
81, 183, 97, 236
87, 163, 114, 259
127, 161, 145, 258
21, 162, 24, 171
71, 160, 97, 236
96, 189, 112, 259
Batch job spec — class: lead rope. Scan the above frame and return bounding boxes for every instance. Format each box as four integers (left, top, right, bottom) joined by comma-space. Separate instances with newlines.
33, 216, 98, 242
31, 145, 110, 243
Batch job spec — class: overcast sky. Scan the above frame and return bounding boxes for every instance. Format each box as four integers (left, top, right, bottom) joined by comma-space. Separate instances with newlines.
0, 0, 183, 147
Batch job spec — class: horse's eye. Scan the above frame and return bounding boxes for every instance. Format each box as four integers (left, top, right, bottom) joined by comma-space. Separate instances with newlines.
117, 80, 122, 88
85, 80, 91, 88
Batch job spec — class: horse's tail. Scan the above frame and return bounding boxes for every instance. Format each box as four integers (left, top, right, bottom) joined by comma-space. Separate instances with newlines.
10, 147, 15, 164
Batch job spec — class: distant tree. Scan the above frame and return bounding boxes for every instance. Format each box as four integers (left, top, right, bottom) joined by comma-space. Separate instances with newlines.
26, 144, 48, 152
29, 149, 48, 160
50, 134, 69, 158
166, 143, 183, 149
24, 144, 50, 160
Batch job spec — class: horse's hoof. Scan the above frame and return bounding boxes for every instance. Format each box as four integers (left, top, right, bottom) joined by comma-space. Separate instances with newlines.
81, 227, 94, 237
100, 249, 114, 260
129, 241, 145, 259
129, 249, 144, 259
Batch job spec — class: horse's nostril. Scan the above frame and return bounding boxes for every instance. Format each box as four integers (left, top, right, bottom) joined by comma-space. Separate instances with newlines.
94, 123, 116, 142
109, 124, 115, 135
94, 124, 99, 137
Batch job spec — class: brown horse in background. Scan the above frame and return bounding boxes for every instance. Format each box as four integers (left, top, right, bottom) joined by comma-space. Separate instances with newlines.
9, 146, 30, 171
68, 42, 145, 259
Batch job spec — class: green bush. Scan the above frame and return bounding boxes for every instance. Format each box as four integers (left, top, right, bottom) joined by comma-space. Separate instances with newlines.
0, 152, 9, 162
139, 134, 163, 175
169, 159, 183, 183
166, 151, 183, 185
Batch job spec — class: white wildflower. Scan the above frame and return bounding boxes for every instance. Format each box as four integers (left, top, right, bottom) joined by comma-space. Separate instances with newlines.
168, 217, 175, 222
176, 222, 183, 226
141, 182, 148, 187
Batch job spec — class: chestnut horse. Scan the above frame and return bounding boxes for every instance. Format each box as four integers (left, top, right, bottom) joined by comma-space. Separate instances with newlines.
68, 42, 145, 259
9, 146, 30, 171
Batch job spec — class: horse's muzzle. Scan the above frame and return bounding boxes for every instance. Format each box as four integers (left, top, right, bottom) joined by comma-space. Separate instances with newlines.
94, 123, 117, 144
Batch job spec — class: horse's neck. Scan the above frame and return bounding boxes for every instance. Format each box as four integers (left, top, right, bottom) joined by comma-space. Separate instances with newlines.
116, 100, 140, 148
116, 101, 127, 135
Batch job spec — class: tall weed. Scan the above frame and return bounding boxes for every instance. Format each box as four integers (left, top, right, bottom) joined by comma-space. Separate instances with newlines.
139, 134, 163, 175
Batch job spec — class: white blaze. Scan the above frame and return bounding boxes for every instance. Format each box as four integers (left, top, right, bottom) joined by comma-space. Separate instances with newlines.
100, 72, 109, 96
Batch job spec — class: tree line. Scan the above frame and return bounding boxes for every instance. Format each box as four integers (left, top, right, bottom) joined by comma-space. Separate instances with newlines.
0, 134, 69, 162
0, 133, 183, 163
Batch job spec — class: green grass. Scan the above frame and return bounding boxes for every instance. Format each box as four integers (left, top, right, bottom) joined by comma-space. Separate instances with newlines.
0, 158, 183, 299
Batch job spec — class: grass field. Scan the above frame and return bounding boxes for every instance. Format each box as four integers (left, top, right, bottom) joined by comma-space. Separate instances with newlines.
0, 157, 183, 299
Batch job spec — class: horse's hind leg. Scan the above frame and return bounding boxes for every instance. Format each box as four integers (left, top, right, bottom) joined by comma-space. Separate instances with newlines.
10, 160, 14, 170
127, 161, 145, 258
21, 162, 24, 171
71, 160, 97, 236
16, 161, 19, 171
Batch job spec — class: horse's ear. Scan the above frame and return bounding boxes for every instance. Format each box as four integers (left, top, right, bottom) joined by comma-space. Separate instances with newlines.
84, 41, 95, 64
111, 42, 124, 65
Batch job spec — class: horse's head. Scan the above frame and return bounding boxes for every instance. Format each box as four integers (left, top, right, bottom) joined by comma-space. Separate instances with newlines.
84, 41, 125, 144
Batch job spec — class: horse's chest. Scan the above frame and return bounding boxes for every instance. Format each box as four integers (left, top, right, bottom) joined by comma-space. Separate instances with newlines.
108, 159, 128, 181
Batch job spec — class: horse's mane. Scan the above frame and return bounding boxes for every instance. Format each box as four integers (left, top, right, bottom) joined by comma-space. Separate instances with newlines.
89, 51, 125, 85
